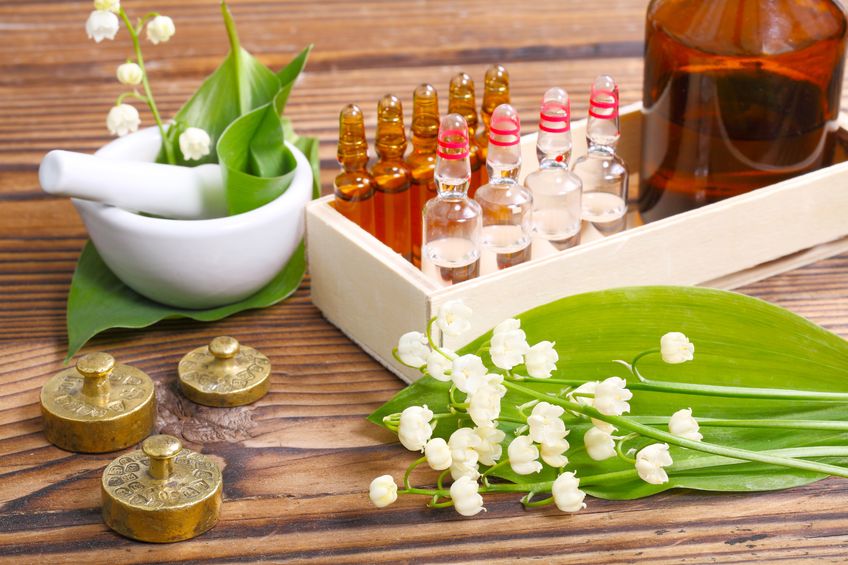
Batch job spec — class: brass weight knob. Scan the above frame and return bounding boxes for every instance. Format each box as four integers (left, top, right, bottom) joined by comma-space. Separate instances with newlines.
101, 434, 223, 543
178, 336, 271, 407
40, 352, 156, 453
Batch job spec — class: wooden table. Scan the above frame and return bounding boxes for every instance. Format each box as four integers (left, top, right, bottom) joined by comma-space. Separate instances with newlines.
2, 0, 847, 562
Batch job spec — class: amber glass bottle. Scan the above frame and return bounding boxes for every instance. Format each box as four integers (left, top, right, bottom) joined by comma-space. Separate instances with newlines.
639, 0, 847, 221
449, 73, 483, 198
475, 64, 511, 186
407, 84, 440, 267
372, 95, 413, 261
334, 104, 376, 235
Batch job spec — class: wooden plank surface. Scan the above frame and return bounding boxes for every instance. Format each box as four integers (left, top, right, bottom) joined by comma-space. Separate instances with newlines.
0, 0, 847, 562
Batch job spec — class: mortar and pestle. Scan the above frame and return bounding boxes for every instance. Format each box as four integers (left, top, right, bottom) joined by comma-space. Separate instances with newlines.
39, 127, 313, 309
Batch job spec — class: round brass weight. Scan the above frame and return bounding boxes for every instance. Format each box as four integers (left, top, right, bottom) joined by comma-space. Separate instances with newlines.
178, 336, 271, 407
101, 434, 223, 543
40, 352, 156, 453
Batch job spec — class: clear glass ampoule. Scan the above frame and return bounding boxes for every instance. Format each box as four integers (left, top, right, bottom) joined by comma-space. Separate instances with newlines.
524, 87, 583, 249
572, 75, 629, 235
475, 64, 510, 186
474, 104, 533, 270
371, 94, 412, 261
448, 73, 483, 199
406, 84, 440, 268
334, 104, 376, 235
421, 113, 483, 286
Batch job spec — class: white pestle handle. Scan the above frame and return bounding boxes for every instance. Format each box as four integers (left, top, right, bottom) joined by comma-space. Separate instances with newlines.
39, 150, 227, 220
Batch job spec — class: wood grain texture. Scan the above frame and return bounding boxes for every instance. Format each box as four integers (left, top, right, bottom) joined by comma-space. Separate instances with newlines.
0, 1, 847, 563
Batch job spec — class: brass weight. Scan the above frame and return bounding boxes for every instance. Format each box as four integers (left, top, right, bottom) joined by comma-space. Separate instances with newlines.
40, 352, 156, 453
178, 336, 271, 407
101, 434, 223, 543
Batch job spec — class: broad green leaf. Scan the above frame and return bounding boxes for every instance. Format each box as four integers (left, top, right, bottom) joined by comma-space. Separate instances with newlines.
157, 2, 280, 166
65, 241, 307, 361
369, 286, 848, 499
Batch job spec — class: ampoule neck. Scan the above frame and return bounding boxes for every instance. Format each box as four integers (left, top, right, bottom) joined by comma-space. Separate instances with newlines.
538, 154, 570, 170
586, 139, 617, 157
436, 178, 470, 198
486, 164, 520, 183
411, 133, 438, 153
340, 156, 369, 173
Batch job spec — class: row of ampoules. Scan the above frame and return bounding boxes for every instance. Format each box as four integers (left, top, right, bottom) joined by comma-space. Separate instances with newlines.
334, 66, 511, 267
334, 74, 629, 285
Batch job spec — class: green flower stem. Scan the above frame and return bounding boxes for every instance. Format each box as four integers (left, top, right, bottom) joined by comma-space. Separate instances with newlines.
632, 416, 848, 432
426, 316, 453, 361
428, 499, 455, 509
504, 380, 848, 479
629, 348, 660, 379
116, 90, 148, 105
481, 459, 510, 480
437, 469, 450, 490
403, 456, 427, 489
519, 376, 848, 402
118, 8, 175, 164
522, 494, 554, 508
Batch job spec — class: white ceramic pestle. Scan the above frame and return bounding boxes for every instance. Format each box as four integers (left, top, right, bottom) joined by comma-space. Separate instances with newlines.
39, 127, 227, 220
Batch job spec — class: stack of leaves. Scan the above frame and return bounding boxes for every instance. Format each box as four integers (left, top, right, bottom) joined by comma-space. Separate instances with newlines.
368, 286, 848, 515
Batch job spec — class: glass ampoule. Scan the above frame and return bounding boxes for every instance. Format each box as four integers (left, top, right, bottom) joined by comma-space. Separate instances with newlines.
474, 104, 533, 270
371, 94, 412, 261
334, 104, 376, 235
524, 87, 583, 249
406, 84, 440, 268
421, 114, 483, 287
475, 64, 510, 186
448, 73, 483, 199
572, 75, 629, 235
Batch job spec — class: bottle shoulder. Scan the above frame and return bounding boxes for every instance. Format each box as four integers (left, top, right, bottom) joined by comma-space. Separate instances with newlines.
524, 168, 583, 191
370, 159, 412, 190
474, 181, 533, 206
424, 196, 482, 219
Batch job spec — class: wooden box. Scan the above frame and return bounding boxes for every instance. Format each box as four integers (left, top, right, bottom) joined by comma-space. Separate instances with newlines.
306, 104, 848, 383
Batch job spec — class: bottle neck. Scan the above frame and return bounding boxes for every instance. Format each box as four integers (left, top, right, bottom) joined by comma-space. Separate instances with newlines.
340, 155, 369, 172
585, 138, 617, 157
411, 133, 438, 153
435, 177, 470, 198
486, 163, 521, 182
538, 152, 570, 169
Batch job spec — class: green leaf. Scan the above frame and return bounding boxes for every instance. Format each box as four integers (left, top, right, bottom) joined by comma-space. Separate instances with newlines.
370, 286, 848, 499
65, 241, 307, 361
274, 44, 313, 116
157, 2, 280, 166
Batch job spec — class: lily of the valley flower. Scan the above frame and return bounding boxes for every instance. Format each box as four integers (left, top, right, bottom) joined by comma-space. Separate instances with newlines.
635, 443, 673, 485
539, 436, 569, 468
424, 438, 452, 471
369, 475, 398, 508
426, 348, 455, 381
525, 341, 558, 378
660, 332, 695, 364
451, 354, 487, 393
594, 376, 633, 416
551, 472, 586, 512
527, 402, 567, 445
397, 331, 429, 368
436, 300, 472, 337
179, 127, 212, 161
507, 435, 543, 475
450, 476, 485, 516
668, 408, 703, 441
584, 426, 617, 461
490, 318, 530, 370
86, 10, 119, 43
106, 103, 140, 136
474, 424, 505, 466
94, 0, 120, 12
397, 405, 434, 452
146, 15, 176, 44
467, 379, 506, 427
449, 427, 482, 480
116, 62, 143, 86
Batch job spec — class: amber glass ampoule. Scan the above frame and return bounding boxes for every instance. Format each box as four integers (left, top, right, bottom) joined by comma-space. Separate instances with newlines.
475, 64, 510, 186
406, 84, 440, 267
448, 73, 483, 198
334, 104, 376, 235
639, 0, 847, 221
371, 95, 413, 261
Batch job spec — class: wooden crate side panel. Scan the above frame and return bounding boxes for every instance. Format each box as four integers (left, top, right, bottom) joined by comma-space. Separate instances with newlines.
306, 197, 432, 382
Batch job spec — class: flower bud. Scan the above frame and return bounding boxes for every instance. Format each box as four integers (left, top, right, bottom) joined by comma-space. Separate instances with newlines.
635, 443, 673, 485
527, 401, 567, 445
474, 424, 505, 466
594, 376, 633, 416
466, 380, 506, 427
146, 15, 175, 45
525, 341, 558, 378
426, 348, 455, 381
490, 318, 530, 370
369, 475, 398, 508
449, 476, 485, 516
397, 405, 434, 452
116, 62, 143, 86
436, 299, 472, 337
424, 438, 452, 470
584, 426, 616, 461
507, 435, 542, 475
660, 332, 695, 364
178, 127, 212, 161
552, 472, 586, 512
106, 103, 140, 137
397, 331, 429, 368
86, 10, 119, 43
668, 407, 702, 441
94, 0, 120, 13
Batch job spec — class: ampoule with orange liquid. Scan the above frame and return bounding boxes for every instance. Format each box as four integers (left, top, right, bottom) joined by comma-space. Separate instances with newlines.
406, 84, 440, 267
448, 73, 483, 198
475, 64, 510, 186
334, 104, 376, 235
371, 95, 412, 261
